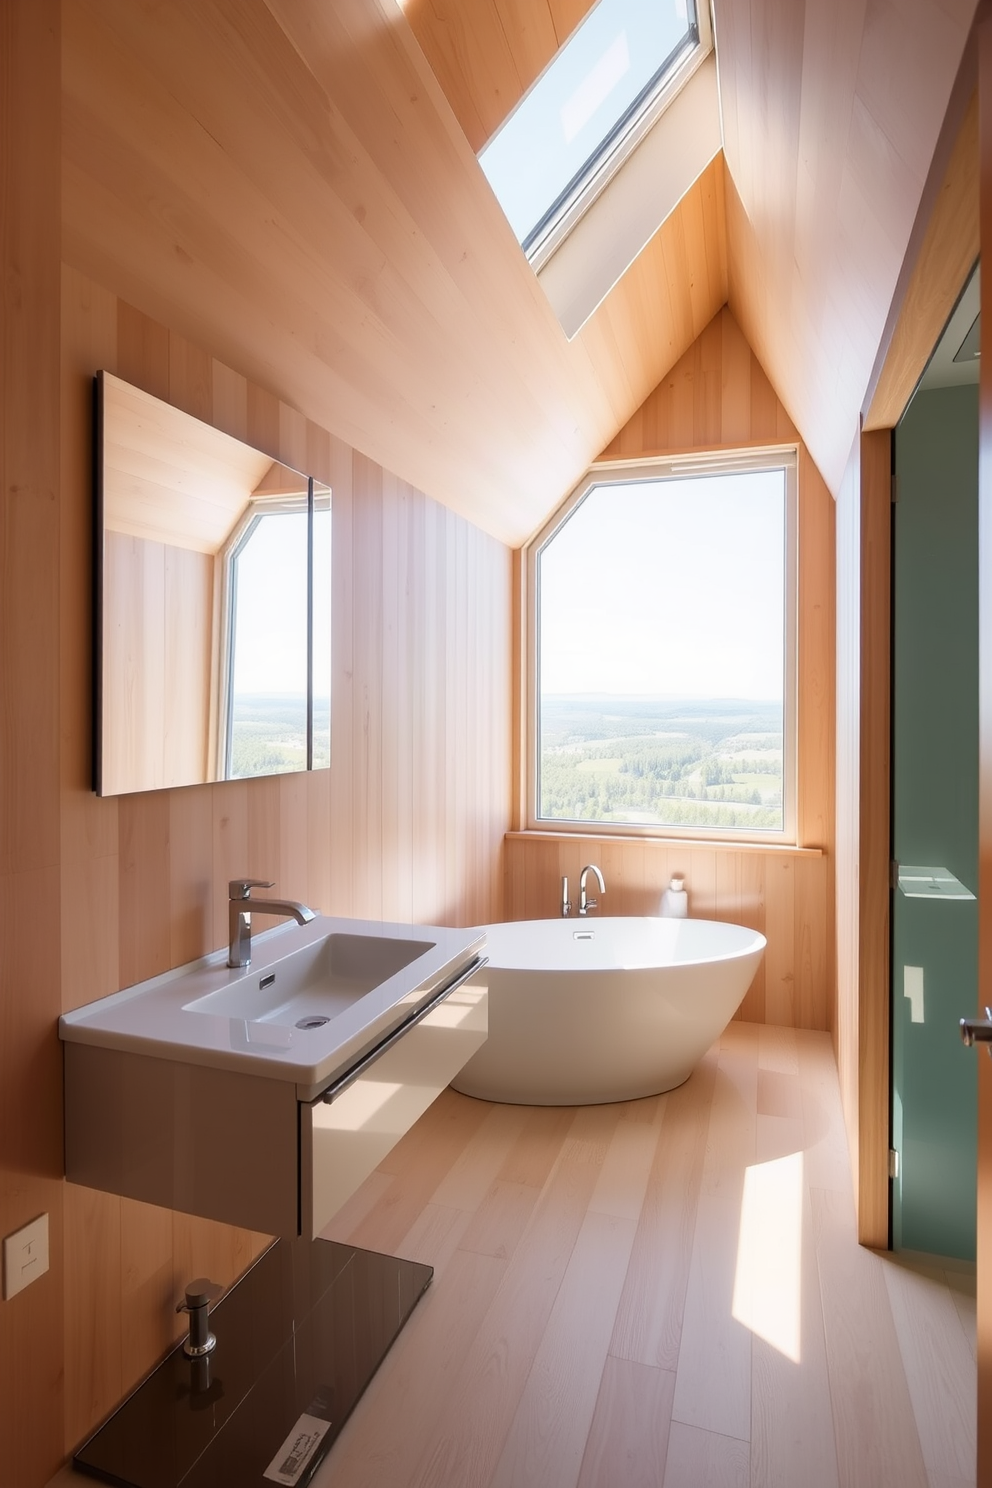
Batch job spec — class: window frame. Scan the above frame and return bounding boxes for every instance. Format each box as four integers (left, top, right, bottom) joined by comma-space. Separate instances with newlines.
215, 489, 311, 781
480, 0, 714, 272
525, 448, 800, 845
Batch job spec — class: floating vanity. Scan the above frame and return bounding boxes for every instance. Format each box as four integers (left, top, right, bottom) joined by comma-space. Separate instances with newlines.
60, 915, 488, 1239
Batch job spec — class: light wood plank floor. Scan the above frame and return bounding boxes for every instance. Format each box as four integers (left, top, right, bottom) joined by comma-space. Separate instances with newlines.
49, 1023, 975, 1488
315, 1022, 976, 1488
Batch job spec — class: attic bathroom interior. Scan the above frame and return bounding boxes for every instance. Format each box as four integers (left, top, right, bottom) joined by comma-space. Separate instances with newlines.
2, 0, 991, 1485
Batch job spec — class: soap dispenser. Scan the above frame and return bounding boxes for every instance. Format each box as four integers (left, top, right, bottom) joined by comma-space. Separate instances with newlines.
176, 1277, 222, 1358
660, 875, 688, 918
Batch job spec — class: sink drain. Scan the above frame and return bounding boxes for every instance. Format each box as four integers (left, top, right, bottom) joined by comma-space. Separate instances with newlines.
295, 1015, 330, 1030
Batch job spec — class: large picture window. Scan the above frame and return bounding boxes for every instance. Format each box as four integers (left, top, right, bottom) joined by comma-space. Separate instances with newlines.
531, 452, 797, 839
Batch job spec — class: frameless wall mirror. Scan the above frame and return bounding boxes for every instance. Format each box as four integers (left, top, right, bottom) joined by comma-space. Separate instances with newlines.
94, 371, 331, 796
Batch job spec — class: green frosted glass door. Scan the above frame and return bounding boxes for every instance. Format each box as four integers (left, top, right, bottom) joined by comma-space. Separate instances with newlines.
892, 384, 978, 1260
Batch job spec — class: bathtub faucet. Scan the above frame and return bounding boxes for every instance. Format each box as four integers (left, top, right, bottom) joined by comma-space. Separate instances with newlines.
579, 864, 606, 916
561, 876, 572, 918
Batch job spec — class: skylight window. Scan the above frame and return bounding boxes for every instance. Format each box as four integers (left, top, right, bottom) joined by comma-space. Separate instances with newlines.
480, 0, 700, 264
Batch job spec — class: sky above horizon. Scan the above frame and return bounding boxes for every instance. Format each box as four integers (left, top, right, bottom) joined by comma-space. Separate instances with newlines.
231, 506, 331, 699
538, 469, 787, 700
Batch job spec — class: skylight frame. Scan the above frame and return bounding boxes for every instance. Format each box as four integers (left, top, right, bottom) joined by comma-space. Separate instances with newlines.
481, 0, 714, 272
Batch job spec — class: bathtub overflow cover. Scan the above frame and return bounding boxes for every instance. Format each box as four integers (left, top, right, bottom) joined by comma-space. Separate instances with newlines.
295, 1015, 331, 1030
573, 931, 595, 940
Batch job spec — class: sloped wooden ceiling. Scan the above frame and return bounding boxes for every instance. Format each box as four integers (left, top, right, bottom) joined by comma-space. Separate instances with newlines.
402, 0, 596, 151
717, 0, 978, 495
62, 0, 726, 548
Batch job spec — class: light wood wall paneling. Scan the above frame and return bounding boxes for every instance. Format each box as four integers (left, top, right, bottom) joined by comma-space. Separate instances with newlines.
59, 272, 513, 1456
401, 2, 731, 444
0, 6, 65, 1486
858, 431, 893, 1250
719, 0, 977, 500
514, 309, 835, 1033
101, 534, 213, 795
598, 306, 797, 460
60, 0, 728, 548
572, 156, 729, 426
977, 16, 992, 1478
403, 0, 595, 152
504, 835, 831, 1032
865, 88, 980, 432
833, 429, 892, 1250
834, 435, 862, 1214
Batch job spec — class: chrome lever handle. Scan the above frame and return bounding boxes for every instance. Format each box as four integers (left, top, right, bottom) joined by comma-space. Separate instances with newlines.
228, 878, 274, 900
959, 1008, 992, 1048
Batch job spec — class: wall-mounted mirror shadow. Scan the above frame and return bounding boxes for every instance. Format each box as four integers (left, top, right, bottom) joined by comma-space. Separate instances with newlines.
95, 371, 331, 796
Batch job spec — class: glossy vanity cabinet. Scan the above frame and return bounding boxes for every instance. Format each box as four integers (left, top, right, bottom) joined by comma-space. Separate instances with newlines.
302, 973, 487, 1235
61, 918, 488, 1239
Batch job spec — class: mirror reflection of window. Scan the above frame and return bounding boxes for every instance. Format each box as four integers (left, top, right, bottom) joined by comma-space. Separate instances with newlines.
226, 509, 309, 779
312, 487, 332, 771
95, 373, 333, 795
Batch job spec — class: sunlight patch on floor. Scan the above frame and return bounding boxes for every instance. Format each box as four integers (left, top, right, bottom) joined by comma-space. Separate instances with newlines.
732, 1149, 804, 1362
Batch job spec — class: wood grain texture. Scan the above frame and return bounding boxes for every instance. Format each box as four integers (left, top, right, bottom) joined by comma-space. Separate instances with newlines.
58, 269, 513, 1457
0, 5, 65, 1486
978, 17, 992, 1481
857, 430, 892, 1250
719, 0, 977, 498
865, 89, 979, 432
48, 1026, 976, 1488
101, 534, 213, 793
881, 1254, 977, 1485
834, 435, 861, 1203
316, 1024, 962, 1488
102, 371, 283, 552
59, 0, 728, 548
574, 155, 728, 437
833, 428, 891, 1249
599, 306, 798, 460
403, 0, 594, 153
516, 310, 836, 1032
812, 1186, 928, 1487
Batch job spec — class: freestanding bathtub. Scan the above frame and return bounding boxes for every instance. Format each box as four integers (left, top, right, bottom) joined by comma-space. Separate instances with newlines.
451, 916, 765, 1105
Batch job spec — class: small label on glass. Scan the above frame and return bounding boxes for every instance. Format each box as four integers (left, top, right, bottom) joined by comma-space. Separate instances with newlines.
263, 1413, 332, 1485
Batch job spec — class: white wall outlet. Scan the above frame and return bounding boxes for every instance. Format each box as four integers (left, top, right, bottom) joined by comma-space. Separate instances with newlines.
3, 1213, 49, 1300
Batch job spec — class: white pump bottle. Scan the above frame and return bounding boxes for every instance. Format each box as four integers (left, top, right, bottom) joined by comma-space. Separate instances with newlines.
660, 875, 688, 918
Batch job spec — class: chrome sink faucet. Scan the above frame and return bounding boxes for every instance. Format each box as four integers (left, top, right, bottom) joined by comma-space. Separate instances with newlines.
578, 864, 606, 916
228, 878, 315, 968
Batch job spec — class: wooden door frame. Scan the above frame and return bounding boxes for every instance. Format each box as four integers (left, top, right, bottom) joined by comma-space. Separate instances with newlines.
838, 32, 980, 1251
977, 17, 992, 1476
840, 14, 989, 1470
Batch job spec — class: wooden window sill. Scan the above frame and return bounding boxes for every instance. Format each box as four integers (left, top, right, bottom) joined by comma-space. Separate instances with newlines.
506, 830, 824, 858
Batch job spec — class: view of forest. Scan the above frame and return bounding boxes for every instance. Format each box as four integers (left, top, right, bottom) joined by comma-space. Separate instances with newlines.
539, 696, 784, 830
230, 695, 330, 777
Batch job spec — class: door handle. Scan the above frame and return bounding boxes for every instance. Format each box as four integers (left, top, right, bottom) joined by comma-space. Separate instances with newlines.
959, 1008, 992, 1049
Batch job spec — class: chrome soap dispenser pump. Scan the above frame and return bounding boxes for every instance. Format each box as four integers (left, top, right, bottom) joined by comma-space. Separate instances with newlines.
176, 1278, 222, 1358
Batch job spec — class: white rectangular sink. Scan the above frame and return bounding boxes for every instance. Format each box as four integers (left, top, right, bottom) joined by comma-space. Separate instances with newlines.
60, 914, 485, 1098
184, 932, 437, 1026
61, 914, 489, 1239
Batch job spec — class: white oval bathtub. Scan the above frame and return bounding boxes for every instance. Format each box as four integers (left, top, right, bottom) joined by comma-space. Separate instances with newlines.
451, 917, 765, 1105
